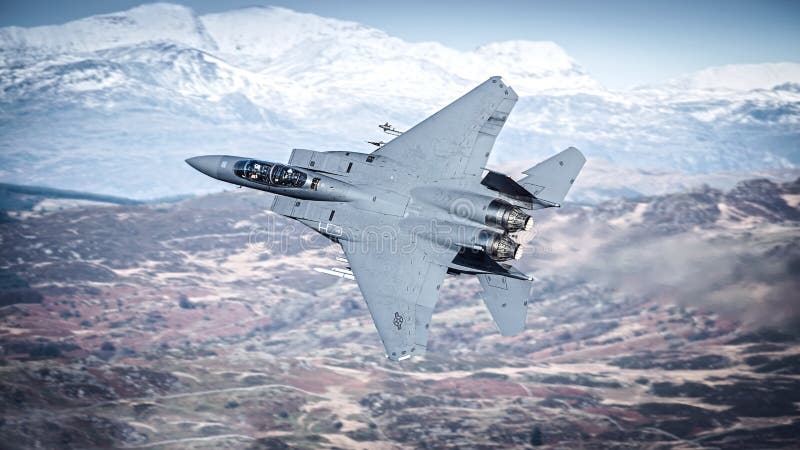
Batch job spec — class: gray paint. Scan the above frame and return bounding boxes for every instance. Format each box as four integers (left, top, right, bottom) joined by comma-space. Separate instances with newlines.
186, 76, 586, 361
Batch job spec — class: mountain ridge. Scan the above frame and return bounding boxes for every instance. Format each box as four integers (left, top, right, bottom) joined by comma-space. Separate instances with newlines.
0, 2, 798, 199
3, 3, 797, 93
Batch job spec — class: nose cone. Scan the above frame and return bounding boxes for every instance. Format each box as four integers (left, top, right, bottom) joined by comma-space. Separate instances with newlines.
186, 155, 222, 179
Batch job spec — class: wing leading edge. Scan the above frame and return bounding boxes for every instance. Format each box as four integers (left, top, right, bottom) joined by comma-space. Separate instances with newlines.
374, 76, 518, 181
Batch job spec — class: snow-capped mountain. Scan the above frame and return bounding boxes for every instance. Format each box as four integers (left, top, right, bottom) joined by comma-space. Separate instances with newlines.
656, 62, 800, 92
0, 3, 798, 199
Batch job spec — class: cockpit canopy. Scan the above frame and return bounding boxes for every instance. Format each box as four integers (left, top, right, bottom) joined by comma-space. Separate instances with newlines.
233, 160, 307, 188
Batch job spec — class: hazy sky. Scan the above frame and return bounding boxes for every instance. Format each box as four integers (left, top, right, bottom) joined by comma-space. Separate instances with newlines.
1, 0, 798, 88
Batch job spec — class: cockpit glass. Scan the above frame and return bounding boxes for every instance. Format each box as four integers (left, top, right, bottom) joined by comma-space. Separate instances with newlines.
233, 160, 307, 188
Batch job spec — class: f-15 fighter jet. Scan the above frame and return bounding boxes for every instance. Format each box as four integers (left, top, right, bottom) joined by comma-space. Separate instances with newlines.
187, 76, 585, 361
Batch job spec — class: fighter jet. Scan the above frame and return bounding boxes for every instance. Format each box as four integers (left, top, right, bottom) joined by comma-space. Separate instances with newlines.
186, 76, 585, 361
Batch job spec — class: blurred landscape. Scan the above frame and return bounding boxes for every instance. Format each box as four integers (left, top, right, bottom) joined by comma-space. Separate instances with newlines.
2, 2, 800, 449
1, 177, 798, 449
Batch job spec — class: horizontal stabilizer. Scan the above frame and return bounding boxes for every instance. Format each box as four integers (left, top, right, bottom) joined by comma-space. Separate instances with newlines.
518, 147, 586, 205
477, 273, 532, 336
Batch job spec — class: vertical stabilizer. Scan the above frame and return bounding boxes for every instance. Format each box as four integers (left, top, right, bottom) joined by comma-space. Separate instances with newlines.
518, 147, 586, 205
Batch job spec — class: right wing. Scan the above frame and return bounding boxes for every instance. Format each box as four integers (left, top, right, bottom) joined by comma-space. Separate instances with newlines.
373, 76, 518, 181
342, 234, 454, 360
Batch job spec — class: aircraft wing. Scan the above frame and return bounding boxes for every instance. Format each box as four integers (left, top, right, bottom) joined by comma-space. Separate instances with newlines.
342, 234, 454, 360
373, 76, 518, 181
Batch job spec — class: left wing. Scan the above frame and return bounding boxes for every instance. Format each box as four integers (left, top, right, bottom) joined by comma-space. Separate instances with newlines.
342, 234, 454, 360
373, 76, 518, 181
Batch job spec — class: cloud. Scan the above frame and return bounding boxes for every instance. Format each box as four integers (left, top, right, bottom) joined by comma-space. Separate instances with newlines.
573, 233, 800, 329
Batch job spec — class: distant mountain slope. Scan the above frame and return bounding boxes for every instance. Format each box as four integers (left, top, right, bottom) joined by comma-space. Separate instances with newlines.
0, 3, 798, 199
0, 182, 142, 215
656, 62, 800, 92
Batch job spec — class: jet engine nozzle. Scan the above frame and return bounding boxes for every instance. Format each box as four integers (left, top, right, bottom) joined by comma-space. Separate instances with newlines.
486, 200, 533, 233
478, 231, 522, 261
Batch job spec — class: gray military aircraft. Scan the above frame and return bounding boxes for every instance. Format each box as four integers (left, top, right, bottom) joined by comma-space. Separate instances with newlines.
186, 76, 585, 361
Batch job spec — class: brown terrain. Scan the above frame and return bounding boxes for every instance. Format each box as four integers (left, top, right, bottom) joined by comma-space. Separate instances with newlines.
1, 178, 799, 449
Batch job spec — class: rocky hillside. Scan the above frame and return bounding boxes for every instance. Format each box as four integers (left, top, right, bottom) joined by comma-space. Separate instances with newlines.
0, 178, 798, 448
